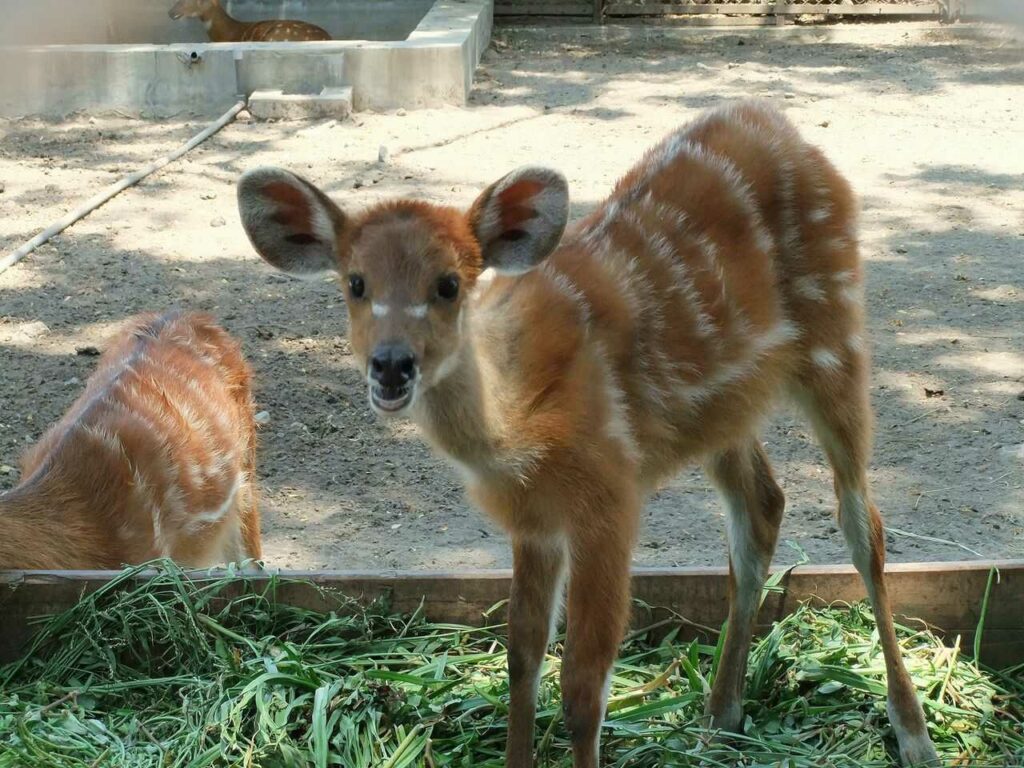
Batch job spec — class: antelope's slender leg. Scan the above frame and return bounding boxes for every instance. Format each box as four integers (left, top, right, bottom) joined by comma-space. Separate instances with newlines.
560, 489, 638, 768
506, 535, 568, 768
796, 365, 939, 766
703, 439, 786, 733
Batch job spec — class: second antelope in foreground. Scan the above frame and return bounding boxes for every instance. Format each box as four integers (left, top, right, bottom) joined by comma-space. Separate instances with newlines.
0, 311, 261, 570
237, 101, 939, 766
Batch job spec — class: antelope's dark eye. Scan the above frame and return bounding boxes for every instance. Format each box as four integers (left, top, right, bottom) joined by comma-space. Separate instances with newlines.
437, 274, 459, 301
348, 274, 365, 299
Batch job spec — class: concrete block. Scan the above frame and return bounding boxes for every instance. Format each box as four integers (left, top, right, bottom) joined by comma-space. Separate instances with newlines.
235, 48, 346, 96
247, 86, 353, 120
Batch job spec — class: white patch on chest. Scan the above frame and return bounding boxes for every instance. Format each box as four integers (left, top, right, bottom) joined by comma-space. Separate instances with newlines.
445, 456, 477, 484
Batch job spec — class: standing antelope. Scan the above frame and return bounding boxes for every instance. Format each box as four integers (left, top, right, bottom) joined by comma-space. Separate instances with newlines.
236, 101, 939, 766
0, 311, 261, 570
168, 0, 331, 43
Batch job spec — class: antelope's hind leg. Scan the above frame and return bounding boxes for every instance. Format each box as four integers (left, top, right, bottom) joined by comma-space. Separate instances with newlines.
795, 362, 939, 766
703, 438, 786, 734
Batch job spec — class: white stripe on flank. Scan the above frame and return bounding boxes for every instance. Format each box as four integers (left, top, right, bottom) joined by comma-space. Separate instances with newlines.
832, 270, 857, 284
404, 304, 428, 319
808, 206, 831, 224
831, 271, 863, 304
793, 274, 827, 303
811, 347, 843, 371
583, 134, 774, 257
371, 303, 390, 317
635, 217, 717, 339
82, 424, 125, 459
187, 474, 243, 531
541, 263, 591, 324
593, 341, 639, 462
673, 320, 800, 405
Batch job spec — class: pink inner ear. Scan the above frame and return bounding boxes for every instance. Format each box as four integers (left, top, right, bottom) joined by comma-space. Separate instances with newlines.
497, 180, 543, 230
264, 181, 313, 231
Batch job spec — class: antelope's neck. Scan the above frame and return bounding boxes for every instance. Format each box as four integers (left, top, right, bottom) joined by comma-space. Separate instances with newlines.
414, 333, 506, 480
203, 3, 247, 42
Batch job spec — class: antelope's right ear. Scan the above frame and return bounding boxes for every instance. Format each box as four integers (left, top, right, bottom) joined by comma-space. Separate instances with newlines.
237, 167, 346, 278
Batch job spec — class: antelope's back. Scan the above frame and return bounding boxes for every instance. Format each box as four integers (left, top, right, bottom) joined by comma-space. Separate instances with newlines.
551, 101, 862, 464
21, 311, 260, 566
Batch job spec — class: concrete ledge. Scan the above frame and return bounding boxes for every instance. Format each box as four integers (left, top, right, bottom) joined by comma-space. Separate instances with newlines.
0, 0, 492, 117
248, 86, 353, 120
0, 42, 349, 118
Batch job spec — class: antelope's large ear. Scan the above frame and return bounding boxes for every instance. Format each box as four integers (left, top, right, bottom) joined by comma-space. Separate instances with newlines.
237, 167, 346, 278
467, 167, 569, 274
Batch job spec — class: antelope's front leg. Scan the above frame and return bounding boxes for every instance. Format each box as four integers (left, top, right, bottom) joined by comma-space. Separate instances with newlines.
560, 493, 637, 768
506, 535, 568, 768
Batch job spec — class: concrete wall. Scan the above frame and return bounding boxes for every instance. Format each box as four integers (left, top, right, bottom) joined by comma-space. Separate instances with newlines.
0, 0, 493, 117
0, 0, 432, 45
0, 44, 349, 117
346, 0, 494, 110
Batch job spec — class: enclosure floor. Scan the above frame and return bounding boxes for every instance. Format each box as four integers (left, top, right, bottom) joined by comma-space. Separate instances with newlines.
1, 22, 1022, 571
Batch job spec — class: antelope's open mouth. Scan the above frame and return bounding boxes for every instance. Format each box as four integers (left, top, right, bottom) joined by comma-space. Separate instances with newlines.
370, 384, 413, 414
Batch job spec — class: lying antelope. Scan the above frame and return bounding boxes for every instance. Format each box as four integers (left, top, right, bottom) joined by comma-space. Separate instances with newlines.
237, 101, 939, 766
168, 0, 330, 43
0, 311, 261, 570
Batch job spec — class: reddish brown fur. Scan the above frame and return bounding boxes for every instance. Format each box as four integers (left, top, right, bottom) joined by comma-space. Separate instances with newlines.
265, 181, 314, 221
168, 0, 330, 43
239, 101, 938, 766
0, 311, 261, 570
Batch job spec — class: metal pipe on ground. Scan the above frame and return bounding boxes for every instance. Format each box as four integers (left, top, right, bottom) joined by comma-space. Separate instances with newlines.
0, 99, 248, 275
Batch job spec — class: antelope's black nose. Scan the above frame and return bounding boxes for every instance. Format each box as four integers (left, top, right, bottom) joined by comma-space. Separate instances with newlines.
369, 344, 417, 390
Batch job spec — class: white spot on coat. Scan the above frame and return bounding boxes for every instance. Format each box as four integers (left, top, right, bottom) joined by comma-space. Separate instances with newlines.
793, 275, 827, 303
811, 347, 843, 371
808, 206, 831, 224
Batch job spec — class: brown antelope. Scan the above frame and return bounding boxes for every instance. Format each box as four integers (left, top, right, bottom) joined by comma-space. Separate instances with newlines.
236, 101, 939, 766
0, 311, 261, 570
168, 0, 331, 43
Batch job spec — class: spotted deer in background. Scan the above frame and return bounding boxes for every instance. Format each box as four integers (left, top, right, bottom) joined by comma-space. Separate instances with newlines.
168, 0, 330, 42
236, 101, 939, 766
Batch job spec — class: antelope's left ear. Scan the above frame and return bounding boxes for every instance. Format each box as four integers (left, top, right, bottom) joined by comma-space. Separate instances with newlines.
467, 167, 569, 274
237, 166, 347, 278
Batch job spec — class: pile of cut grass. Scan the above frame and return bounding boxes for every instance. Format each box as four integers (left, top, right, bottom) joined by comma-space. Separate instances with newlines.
0, 562, 1020, 767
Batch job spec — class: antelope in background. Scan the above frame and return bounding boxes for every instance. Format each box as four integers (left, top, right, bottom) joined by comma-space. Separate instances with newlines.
0, 311, 261, 570
168, 0, 331, 43
237, 101, 940, 766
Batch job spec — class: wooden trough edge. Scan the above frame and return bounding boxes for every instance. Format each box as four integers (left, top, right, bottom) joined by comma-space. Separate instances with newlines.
600, 2, 944, 17
0, 560, 1021, 667
495, 0, 950, 18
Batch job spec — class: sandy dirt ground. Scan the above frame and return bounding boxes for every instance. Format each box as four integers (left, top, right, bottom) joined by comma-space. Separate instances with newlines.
1, 22, 1022, 572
